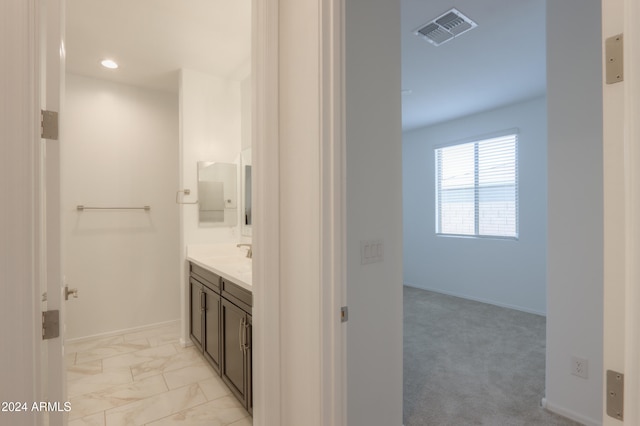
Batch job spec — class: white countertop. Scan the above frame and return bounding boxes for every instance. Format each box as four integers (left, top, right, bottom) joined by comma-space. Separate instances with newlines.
186, 243, 252, 291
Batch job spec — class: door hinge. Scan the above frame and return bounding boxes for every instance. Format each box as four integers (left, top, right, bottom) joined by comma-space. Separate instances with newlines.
341, 306, 348, 323
41, 109, 59, 140
605, 34, 623, 85
42, 310, 60, 340
606, 370, 624, 421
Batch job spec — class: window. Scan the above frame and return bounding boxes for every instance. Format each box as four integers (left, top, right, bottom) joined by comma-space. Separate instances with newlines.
435, 133, 518, 238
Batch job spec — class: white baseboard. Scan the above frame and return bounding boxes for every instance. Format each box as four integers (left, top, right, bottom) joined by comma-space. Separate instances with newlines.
403, 282, 547, 316
179, 337, 194, 348
542, 398, 602, 426
65, 319, 181, 344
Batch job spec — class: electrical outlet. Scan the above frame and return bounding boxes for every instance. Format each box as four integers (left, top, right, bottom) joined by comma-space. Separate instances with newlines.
571, 356, 588, 379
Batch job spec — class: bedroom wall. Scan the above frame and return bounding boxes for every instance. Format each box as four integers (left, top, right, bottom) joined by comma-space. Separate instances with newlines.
403, 96, 547, 315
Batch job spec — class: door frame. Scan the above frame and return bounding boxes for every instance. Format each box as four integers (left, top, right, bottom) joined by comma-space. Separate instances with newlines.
251, 0, 282, 424
41, 1, 67, 424
602, 0, 640, 424
252, 0, 346, 424
621, 0, 640, 423
3, 0, 638, 424
1, 0, 66, 425
1, 1, 44, 424
319, 0, 347, 424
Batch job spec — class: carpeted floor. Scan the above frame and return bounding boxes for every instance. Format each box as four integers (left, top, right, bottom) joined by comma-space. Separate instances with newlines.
403, 286, 583, 426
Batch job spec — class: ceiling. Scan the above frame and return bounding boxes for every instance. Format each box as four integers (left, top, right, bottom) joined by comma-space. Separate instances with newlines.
401, 0, 546, 131
66, 0, 545, 130
65, 0, 251, 93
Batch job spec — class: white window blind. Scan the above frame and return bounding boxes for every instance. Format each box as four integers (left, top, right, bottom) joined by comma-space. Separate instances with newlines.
435, 134, 518, 238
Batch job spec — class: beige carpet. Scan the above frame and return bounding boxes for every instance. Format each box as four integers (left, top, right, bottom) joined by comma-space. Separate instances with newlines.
403, 286, 583, 426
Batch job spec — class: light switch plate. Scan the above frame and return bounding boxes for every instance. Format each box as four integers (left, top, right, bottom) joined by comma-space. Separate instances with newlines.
361, 240, 384, 264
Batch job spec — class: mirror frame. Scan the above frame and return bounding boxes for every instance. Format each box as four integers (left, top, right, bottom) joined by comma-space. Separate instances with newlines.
240, 149, 252, 236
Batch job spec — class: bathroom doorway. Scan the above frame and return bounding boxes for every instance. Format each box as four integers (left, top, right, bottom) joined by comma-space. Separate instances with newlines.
62, 1, 253, 423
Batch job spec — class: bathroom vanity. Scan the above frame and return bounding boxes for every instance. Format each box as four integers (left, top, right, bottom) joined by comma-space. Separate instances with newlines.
187, 244, 252, 414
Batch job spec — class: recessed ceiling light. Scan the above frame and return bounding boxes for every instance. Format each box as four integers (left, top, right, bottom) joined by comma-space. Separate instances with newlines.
101, 59, 118, 69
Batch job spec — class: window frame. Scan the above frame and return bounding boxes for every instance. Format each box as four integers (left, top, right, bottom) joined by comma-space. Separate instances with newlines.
434, 130, 519, 240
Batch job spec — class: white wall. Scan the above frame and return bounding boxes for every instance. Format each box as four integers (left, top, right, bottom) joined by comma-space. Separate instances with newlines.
179, 68, 241, 246
269, 1, 403, 423
546, 0, 603, 423
345, 0, 404, 424
178, 68, 242, 344
62, 74, 180, 339
403, 96, 548, 315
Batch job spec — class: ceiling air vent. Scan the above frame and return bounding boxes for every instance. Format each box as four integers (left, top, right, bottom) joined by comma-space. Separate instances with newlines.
414, 8, 477, 47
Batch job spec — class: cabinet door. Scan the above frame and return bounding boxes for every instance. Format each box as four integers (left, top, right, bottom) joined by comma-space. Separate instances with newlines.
221, 298, 247, 405
246, 314, 252, 415
189, 279, 204, 352
203, 286, 221, 373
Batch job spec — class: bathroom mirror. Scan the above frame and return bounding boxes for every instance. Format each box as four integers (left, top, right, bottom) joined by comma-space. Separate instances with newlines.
241, 149, 252, 236
197, 161, 237, 226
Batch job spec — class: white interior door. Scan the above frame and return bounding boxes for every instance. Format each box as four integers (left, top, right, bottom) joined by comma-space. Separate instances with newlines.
602, 0, 640, 424
623, 0, 640, 421
40, 0, 67, 424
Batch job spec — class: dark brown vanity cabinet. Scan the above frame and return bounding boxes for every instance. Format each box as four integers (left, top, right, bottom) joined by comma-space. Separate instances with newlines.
246, 314, 252, 414
189, 263, 252, 413
203, 285, 221, 370
189, 264, 221, 373
189, 278, 204, 351
221, 277, 253, 414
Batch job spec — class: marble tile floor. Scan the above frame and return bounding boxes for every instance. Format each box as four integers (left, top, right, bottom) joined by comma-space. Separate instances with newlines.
65, 323, 252, 426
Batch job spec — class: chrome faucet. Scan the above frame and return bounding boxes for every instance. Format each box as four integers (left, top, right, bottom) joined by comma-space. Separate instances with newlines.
237, 243, 252, 259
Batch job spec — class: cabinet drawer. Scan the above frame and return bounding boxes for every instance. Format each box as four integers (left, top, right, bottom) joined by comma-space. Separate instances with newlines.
190, 263, 221, 292
221, 278, 252, 313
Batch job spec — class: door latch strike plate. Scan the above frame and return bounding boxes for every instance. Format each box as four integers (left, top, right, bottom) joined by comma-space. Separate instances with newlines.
41, 109, 59, 140
42, 310, 60, 340
606, 370, 624, 420
341, 306, 348, 323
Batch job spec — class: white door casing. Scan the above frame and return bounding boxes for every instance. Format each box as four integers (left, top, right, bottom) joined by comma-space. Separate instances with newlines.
0, 1, 44, 424
621, 0, 640, 423
1, 1, 66, 425
254, 0, 348, 424
41, 0, 67, 424
622, 0, 640, 423
319, 0, 347, 424
602, 0, 625, 424
251, 0, 282, 424
602, 0, 640, 424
